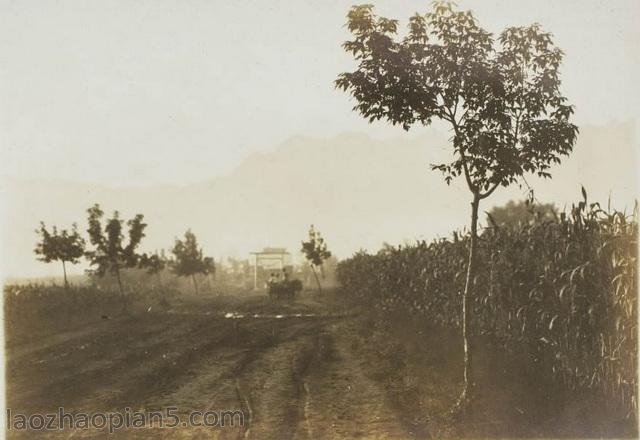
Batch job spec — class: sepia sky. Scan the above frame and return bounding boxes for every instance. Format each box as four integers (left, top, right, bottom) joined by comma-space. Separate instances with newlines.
0, 0, 638, 187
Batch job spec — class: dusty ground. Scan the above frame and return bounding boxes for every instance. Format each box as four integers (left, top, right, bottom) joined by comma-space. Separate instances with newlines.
5, 291, 637, 439
6, 292, 416, 439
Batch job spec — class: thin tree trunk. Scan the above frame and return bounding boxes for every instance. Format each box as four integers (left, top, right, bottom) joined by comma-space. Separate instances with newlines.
62, 260, 71, 325
115, 266, 124, 295
191, 274, 199, 295
62, 260, 68, 290
311, 265, 322, 292
115, 266, 127, 314
459, 191, 480, 407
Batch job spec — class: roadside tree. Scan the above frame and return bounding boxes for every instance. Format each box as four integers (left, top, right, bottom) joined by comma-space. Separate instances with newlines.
337, 1, 578, 405
34, 222, 85, 289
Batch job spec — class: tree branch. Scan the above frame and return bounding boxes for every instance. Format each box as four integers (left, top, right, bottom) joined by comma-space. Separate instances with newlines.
459, 150, 477, 193
446, 110, 477, 193
479, 181, 500, 199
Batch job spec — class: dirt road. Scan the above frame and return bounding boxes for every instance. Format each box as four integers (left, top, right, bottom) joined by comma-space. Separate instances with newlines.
5, 293, 420, 439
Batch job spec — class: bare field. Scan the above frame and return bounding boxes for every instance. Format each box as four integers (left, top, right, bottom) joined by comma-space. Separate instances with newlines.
6, 292, 407, 439
5, 291, 636, 439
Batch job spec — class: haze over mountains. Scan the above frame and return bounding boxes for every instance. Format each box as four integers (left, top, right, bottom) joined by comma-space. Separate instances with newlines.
2, 121, 636, 279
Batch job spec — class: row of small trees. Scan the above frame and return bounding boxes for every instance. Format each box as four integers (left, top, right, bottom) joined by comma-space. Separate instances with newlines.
35, 206, 335, 298
34, 204, 214, 302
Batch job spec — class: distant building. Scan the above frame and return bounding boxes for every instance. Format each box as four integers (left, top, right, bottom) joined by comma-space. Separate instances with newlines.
249, 247, 293, 290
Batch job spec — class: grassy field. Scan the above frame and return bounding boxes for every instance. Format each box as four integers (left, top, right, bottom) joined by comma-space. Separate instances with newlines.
5, 289, 637, 439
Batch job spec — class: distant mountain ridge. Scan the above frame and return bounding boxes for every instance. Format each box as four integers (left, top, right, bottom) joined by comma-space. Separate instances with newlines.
2, 122, 636, 278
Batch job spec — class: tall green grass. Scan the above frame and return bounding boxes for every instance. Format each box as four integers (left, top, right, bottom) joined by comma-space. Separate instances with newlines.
337, 197, 637, 418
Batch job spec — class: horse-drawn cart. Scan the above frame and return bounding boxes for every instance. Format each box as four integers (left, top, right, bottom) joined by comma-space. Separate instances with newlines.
267, 278, 302, 300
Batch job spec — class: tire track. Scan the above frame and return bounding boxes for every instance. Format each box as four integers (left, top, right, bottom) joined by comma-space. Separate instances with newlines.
231, 319, 324, 440
297, 320, 414, 440
235, 378, 253, 440
302, 381, 313, 439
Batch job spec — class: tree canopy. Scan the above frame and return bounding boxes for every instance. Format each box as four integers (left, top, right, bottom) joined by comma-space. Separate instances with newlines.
85, 204, 147, 295
140, 251, 168, 276
487, 199, 557, 228
34, 222, 85, 287
301, 225, 332, 291
171, 229, 214, 294
336, 1, 578, 196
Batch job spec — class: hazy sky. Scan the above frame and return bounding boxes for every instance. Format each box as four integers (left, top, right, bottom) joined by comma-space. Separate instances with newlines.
1, 0, 639, 187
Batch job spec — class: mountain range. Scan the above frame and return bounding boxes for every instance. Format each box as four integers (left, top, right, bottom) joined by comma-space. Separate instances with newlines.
2, 121, 636, 279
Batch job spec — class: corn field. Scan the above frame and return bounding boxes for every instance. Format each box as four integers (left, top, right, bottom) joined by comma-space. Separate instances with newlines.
337, 198, 638, 418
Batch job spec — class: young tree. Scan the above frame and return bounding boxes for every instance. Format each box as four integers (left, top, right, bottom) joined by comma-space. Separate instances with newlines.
301, 225, 332, 292
202, 256, 216, 293
140, 250, 172, 308
336, 1, 578, 405
85, 204, 147, 303
140, 250, 168, 288
171, 230, 215, 295
34, 222, 85, 289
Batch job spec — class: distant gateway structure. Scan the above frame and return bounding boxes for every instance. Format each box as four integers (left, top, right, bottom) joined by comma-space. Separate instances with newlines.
250, 247, 293, 290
